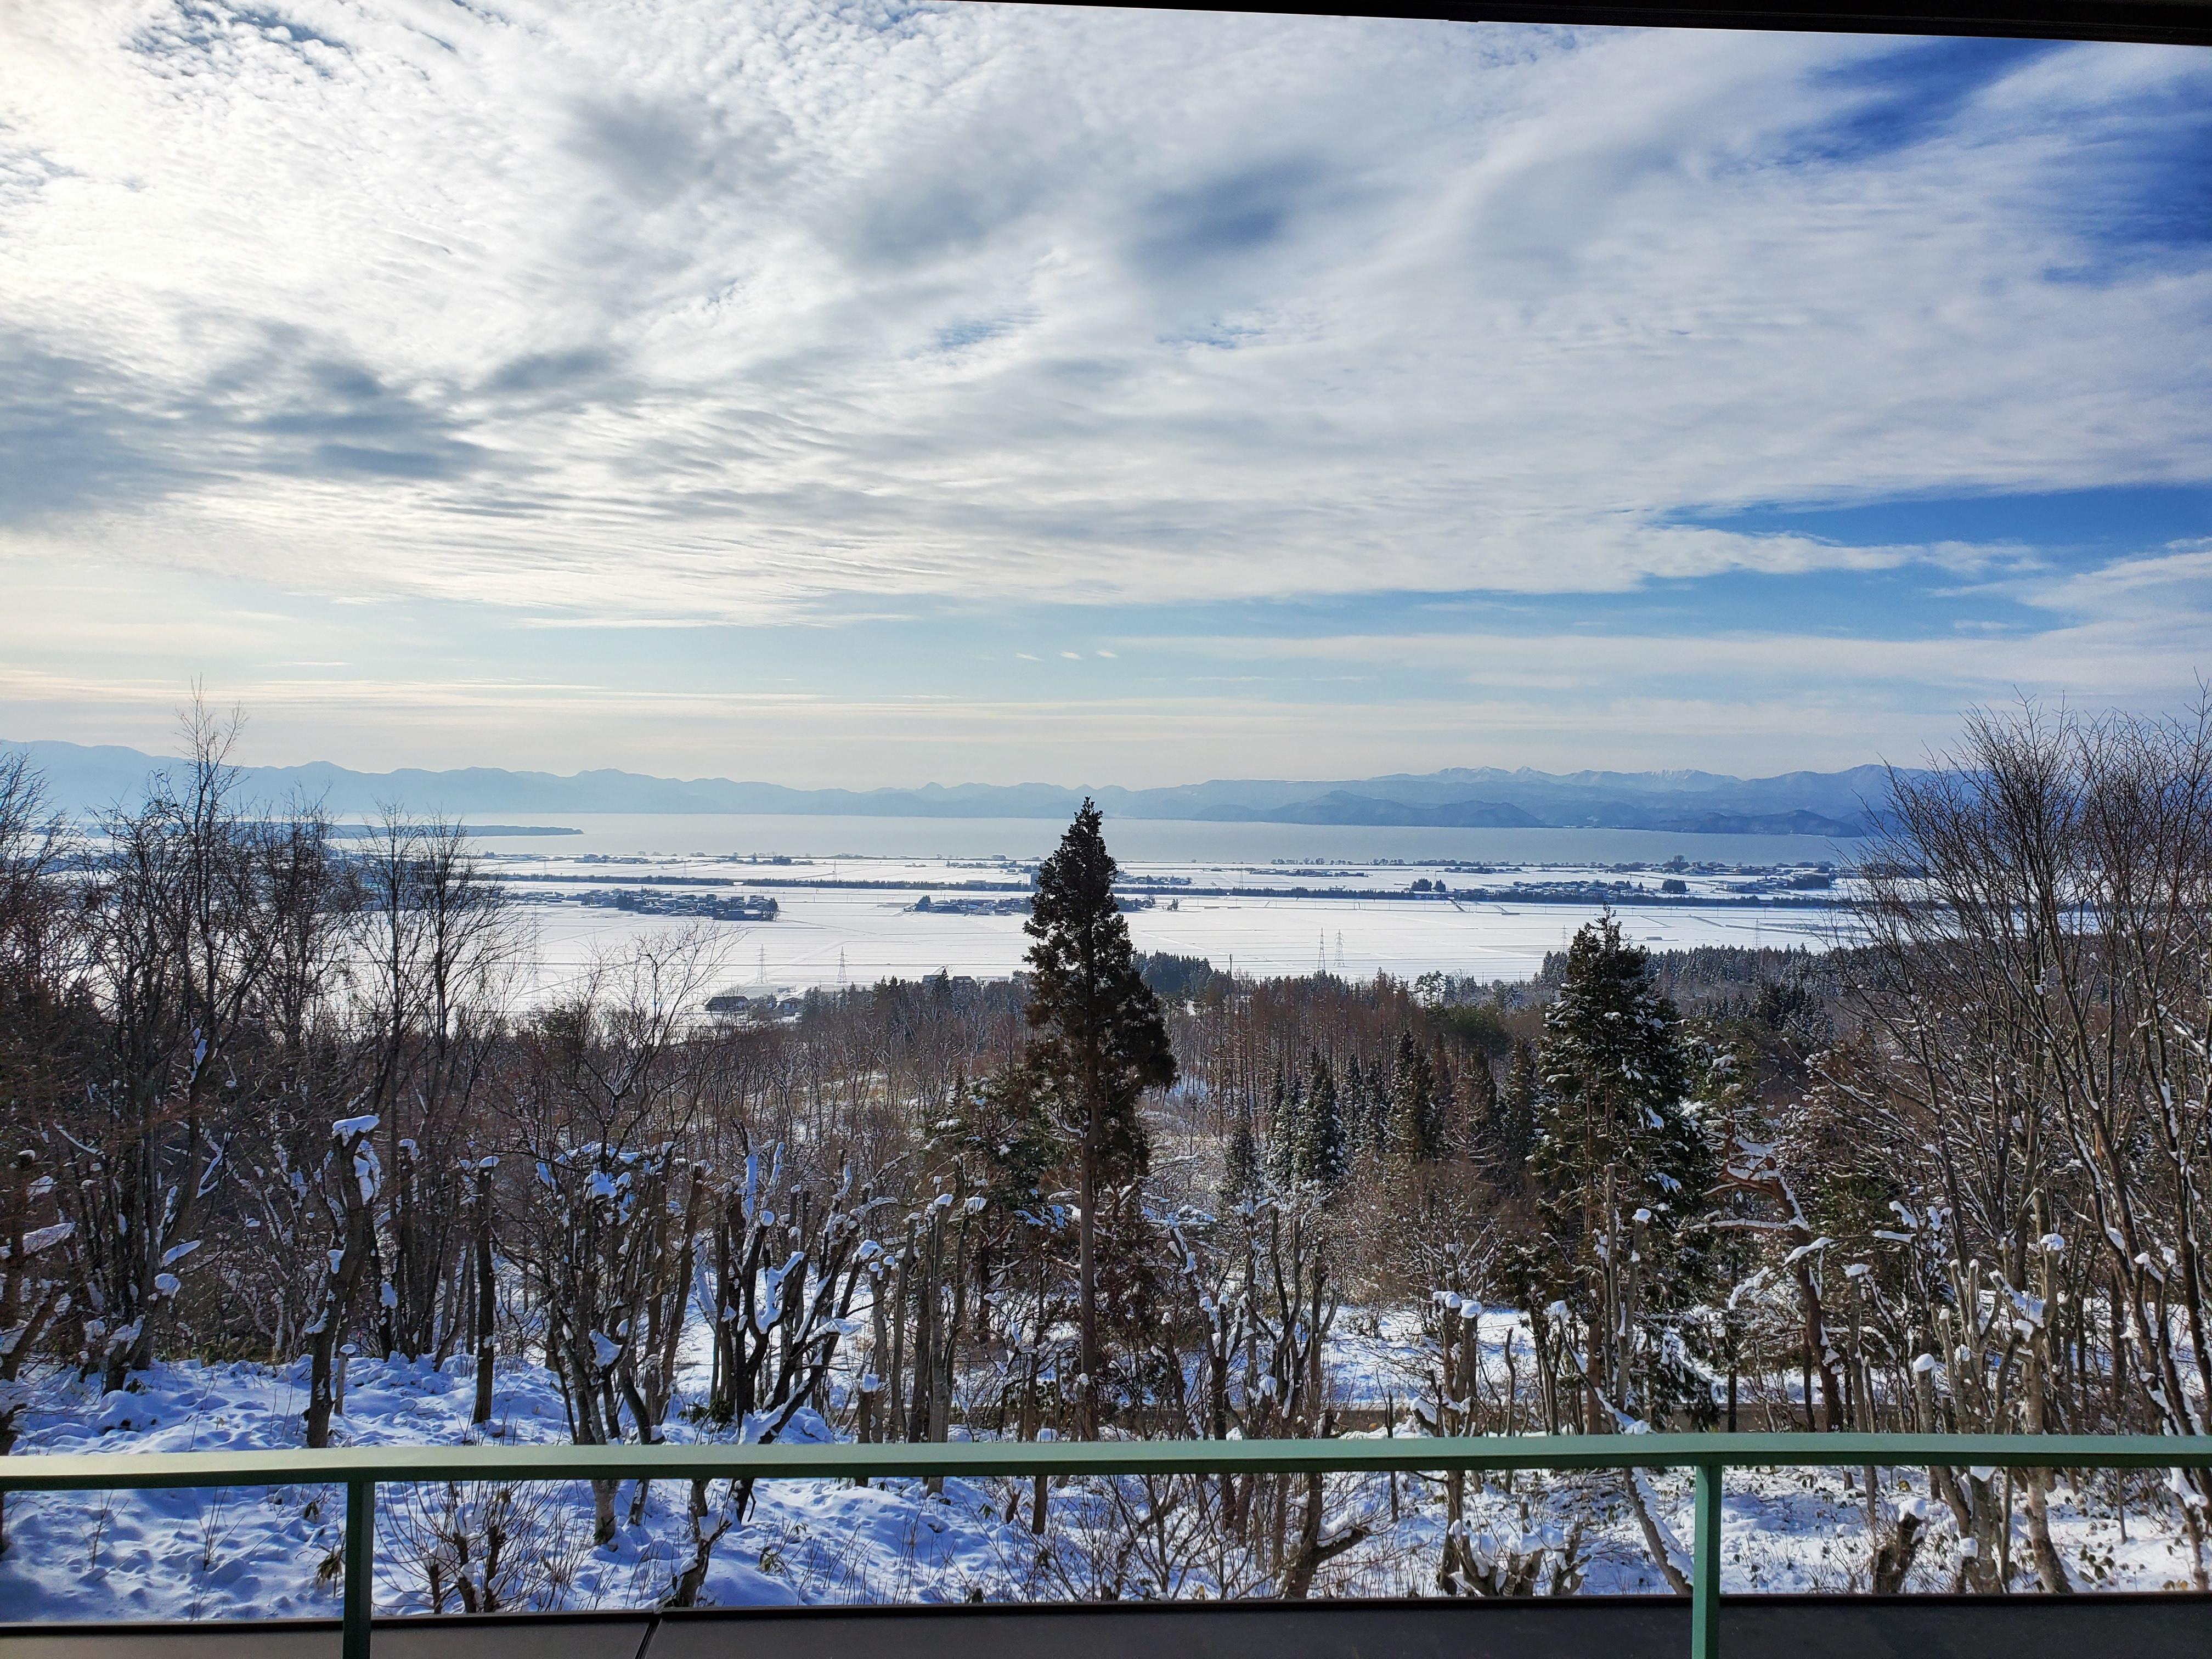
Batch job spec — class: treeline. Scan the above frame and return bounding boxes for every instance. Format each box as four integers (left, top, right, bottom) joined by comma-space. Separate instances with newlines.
3, 697, 2210, 1600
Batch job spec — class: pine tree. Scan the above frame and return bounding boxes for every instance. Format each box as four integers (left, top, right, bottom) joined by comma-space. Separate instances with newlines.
1459, 1050, 1501, 1162
1361, 1054, 1391, 1156
1339, 1056, 1376, 1161
1222, 1093, 1261, 1210
1525, 913, 1715, 1425
1386, 1030, 1440, 1167
1023, 800, 1177, 1436
930, 1064, 1058, 1240
1495, 1036, 1539, 1190
1266, 1059, 1300, 1186
1289, 1048, 1346, 1188
1427, 1041, 1457, 1144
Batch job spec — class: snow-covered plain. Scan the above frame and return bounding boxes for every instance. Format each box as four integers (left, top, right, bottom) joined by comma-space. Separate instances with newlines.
522, 892, 1843, 1003
484, 848, 1852, 1003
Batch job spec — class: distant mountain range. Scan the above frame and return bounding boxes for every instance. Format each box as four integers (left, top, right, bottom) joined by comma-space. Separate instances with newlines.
1, 738, 1903, 837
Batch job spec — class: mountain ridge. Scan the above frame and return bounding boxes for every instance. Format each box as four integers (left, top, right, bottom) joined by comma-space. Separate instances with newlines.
0, 738, 1902, 837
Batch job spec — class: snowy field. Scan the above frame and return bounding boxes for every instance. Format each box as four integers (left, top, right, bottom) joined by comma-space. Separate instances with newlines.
520, 891, 1844, 1003
1, 1320, 2191, 1622
476, 844, 1853, 1003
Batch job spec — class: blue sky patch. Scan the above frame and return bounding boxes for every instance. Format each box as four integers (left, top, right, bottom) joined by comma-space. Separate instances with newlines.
1671, 485, 2212, 554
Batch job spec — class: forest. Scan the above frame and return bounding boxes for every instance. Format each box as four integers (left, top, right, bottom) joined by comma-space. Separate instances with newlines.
1, 697, 2209, 1607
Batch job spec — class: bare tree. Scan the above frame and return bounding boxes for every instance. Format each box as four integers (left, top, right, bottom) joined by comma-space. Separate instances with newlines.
0, 752, 80, 1537
504, 927, 724, 1542
304, 1117, 381, 1448
64, 700, 334, 1387
383, 1479, 588, 1613
1842, 696, 2212, 1590
353, 814, 520, 1364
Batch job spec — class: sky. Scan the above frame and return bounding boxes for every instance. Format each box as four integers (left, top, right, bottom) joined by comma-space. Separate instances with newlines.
2, 2, 2208, 788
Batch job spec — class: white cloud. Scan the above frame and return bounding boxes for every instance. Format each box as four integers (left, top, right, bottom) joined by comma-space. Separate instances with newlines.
2, 5, 2207, 783
2, 6, 2205, 623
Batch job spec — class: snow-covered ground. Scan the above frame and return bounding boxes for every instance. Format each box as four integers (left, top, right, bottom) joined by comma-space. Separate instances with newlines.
482, 847, 1852, 1002
0, 1358, 1029, 1620
521, 890, 1844, 1002
3, 1322, 2195, 1622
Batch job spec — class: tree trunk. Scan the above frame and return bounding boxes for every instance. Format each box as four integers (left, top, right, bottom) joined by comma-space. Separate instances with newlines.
1280, 1472, 1368, 1600
306, 1128, 376, 1450
1079, 1089, 1100, 1440
471, 1164, 496, 1426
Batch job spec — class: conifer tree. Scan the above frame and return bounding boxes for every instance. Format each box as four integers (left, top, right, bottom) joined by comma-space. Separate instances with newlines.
1289, 1047, 1346, 1188
928, 1063, 1059, 1285
1266, 1059, 1300, 1185
1365, 1054, 1393, 1156
1386, 1030, 1440, 1166
1327, 1057, 1362, 1159
1459, 1050, 1502, 1161
1495, 1036, 1539, 1189
1525, 913, 1715, 1426
1023, 800, 1176, 1436
1222, 1093, 1261, 1211
1428, 1040, 1458, 1140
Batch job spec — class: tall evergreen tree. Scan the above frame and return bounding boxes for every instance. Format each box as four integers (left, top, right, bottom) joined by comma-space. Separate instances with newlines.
1495, 1036, 1539, 1190
1339, 1056, 1376, 1160
1362, 1054, 1392, 1156
1427, 1041, 1458, 1143
1288, 1047, 1346, 1188
1023, 800, 1177, 1436
1459, 1050, 1502, 1162
928, 1063, 1059, 1275
1266, 1059, 1300, 1185
1526, 913, 1716, 1425
1386, 1030, 1440, 1167
1222, 1093, 1261, 1211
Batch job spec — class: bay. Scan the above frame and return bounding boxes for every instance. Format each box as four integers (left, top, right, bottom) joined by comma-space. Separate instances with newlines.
470, 812, 1853, 868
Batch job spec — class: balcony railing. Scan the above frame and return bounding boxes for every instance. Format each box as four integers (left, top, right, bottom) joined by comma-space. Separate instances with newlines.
5, 1432, 2211, 1658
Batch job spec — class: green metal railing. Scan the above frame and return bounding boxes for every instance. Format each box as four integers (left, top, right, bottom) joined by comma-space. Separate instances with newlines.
4, 1434, 2210, 1659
